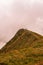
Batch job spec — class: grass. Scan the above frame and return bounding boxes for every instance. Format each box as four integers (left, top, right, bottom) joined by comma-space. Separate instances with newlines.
0, 47, 43, 65
0, 29, 43, 65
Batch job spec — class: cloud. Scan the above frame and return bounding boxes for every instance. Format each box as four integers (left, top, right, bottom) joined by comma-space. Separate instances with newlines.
34, 17, 43, 34
0, 0, 43, 43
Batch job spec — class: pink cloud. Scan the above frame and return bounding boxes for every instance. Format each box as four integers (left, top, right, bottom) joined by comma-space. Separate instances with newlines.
0, 0, 43, 43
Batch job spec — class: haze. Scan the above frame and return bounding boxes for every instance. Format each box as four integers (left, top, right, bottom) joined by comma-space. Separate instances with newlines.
0, 0, 43, 49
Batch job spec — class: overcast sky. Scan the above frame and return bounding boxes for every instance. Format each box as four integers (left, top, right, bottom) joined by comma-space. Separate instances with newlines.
0, 0, 43, 48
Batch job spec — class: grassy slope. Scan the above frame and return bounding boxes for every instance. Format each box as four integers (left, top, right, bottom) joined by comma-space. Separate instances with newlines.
0, 29, 43, 65
0, 47, 43, 65
1, 29, 43, 52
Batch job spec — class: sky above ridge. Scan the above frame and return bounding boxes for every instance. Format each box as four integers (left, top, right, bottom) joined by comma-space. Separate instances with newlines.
0, 0, 43, 44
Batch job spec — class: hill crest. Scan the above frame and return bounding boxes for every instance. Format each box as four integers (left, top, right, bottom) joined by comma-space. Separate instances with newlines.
1, 29, 43, 52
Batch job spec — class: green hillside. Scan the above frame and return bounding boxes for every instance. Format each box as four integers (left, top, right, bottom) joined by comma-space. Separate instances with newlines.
0, 29, 43, 65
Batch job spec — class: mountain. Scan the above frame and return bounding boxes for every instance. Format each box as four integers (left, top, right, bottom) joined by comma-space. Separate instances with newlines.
1, 29, 43, 52
0, 29, 43, 65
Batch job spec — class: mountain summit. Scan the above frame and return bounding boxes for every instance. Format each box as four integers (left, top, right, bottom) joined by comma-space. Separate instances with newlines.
1, 29, 43, 52
0, 29, 43, 65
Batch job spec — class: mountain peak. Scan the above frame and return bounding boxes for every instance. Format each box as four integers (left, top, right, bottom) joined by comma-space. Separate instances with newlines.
0, 29, 43, 65
1, 29, 43, 52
